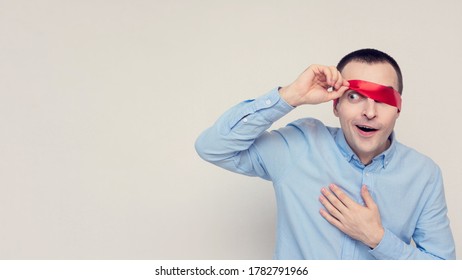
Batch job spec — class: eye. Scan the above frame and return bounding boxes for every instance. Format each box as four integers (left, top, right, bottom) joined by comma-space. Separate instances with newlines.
347, 91, 366, 103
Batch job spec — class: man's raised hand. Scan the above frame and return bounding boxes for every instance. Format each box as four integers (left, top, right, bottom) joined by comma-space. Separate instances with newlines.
279, 64, 350, 107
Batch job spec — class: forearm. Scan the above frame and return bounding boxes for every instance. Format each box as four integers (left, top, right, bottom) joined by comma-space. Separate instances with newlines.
370, 228, 455, 260
195, 88, 294, 175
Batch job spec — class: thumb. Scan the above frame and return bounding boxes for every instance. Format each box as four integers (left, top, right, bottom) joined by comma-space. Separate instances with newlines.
361, 185, 376, 208
329, 84, 349, 100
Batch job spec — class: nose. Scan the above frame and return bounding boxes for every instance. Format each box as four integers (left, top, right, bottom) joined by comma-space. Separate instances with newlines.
363, 98, 377, 119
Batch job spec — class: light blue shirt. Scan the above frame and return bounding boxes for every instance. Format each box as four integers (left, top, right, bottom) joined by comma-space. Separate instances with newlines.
195, 88, 456, 260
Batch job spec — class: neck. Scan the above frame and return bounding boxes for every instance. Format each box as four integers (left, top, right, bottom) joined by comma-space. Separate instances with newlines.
358, 139, 391, 166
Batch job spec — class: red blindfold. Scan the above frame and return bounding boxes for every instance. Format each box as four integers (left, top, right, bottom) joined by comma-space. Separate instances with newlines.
334, 80, 402, 112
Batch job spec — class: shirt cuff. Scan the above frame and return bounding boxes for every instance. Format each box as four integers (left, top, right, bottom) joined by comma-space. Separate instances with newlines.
251, 87, 295, 122
368, 228, 403, 260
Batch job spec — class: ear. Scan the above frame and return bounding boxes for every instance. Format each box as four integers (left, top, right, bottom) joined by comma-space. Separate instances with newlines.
333, 100, 340, 117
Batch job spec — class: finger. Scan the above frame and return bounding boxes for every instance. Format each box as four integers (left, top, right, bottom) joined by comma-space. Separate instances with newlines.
333, 69, 346, 90
312, 65, 333, 86
329, 66, 339, 87
361, 185, 377, 209
328, 85, 349, 100
328, 184, 356, 208
319, 194, 343, 221
319, 209, 345, 231
321, 186, 347, 212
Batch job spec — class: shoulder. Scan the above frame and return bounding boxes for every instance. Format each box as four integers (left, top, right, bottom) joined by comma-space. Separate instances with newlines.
289, 117, 325, 128
289, 117, 341, 141
394, 141, 442, 177
265, 118, 339, 150
285, 117, 339, 136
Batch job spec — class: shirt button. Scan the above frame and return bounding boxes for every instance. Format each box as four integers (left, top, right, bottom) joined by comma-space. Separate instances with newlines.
242, 118, 248, 123
265, 99, 272, 105
365, 173, 370, 176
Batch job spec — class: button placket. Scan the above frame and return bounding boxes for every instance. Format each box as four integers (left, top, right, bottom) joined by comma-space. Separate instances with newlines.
361, 162, 380, 198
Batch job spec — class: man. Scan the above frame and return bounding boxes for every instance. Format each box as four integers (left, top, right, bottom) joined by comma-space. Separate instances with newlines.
195, 49, 455, 259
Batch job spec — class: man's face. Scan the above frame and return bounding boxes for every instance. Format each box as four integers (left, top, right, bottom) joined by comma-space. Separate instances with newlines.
334, 61, 400, 165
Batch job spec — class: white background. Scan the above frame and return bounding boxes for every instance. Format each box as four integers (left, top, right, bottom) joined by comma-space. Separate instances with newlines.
0, 0, 460, 259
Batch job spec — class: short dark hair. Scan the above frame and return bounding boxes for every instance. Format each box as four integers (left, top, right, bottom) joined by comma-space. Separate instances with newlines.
337, 48, 403, 94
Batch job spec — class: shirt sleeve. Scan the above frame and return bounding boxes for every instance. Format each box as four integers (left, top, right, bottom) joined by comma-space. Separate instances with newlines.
369, 167, 456, 260
195, 88, 294, 180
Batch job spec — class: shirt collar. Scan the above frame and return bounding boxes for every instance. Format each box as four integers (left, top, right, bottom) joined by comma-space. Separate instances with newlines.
334, 129, 396, 169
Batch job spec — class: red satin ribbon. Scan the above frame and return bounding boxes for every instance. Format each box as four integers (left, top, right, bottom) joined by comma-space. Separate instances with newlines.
334, 80, 402, 112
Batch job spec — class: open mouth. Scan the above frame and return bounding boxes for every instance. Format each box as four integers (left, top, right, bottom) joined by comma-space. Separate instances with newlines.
356, 125, 378, 133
